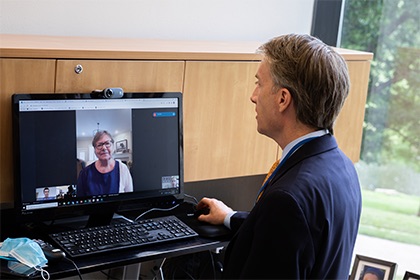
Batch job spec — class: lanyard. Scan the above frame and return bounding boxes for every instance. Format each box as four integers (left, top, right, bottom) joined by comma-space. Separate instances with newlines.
255, 136, 319, 202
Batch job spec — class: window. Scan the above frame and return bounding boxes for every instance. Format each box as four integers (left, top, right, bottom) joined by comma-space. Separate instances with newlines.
339, 0, 420, 277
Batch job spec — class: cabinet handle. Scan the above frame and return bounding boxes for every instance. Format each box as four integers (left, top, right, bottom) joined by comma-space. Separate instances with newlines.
74, 64, 83, 74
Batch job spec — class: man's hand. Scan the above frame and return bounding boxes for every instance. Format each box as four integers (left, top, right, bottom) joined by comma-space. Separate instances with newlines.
195, 197, 234, 225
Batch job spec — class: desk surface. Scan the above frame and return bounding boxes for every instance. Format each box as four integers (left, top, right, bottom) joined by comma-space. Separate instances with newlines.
71, 238, 228, 279
0, 204, 230, 279
1, 237, 228, 279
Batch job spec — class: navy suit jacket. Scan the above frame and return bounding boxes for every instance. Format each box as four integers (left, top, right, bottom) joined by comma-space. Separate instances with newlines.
223, 134, 362, 279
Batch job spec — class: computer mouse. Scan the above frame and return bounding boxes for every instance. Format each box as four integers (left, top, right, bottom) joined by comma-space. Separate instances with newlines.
194, 223, 232, 238
193, 207, 210, 218
34, 239, 66, 261
188, 208, 231, 238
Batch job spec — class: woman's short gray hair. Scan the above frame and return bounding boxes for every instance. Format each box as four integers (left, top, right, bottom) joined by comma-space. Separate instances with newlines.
92, 130, 114, 147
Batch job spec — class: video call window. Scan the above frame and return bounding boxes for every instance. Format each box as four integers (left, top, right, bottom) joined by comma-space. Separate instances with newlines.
15, 95, 182, 211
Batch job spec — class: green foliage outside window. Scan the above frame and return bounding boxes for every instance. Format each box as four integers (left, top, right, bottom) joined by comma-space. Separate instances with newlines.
340, 0, 420, 195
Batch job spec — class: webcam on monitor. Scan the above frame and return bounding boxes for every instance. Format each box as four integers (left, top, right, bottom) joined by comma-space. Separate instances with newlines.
92, 87, 124, 99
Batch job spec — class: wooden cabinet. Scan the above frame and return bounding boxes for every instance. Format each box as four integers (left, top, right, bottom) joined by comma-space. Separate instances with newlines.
334, 60, 371, 162
183, 61, 278, 181
55, 60, 184, 93
0, 34, 373, 206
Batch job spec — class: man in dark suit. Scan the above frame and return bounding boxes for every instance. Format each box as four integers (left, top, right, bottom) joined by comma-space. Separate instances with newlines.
196, 34, 362, 279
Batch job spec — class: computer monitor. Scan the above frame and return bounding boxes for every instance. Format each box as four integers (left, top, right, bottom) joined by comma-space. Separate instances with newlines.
12, 92, 184, 227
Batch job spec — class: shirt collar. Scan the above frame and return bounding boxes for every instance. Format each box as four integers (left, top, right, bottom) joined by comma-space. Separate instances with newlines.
279, 129, 329, 162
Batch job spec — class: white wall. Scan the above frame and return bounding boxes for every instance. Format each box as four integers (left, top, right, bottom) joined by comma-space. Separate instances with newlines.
0, 0, 314, 42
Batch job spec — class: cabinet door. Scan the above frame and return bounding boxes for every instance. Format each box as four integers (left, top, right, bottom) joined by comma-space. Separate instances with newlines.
334, 60, 371, 162
183, 61, 278, 182
0, 59, 56, 205
56, 60, 184, 92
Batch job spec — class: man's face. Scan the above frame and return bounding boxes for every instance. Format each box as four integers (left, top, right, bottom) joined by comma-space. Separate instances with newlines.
43, 189, 49, 197
363, 273, 380, 280
250, 59, 281, 139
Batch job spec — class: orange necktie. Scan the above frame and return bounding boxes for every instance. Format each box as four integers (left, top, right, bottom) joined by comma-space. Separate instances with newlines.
256, 159, 280, 202
255, 135, 322, 202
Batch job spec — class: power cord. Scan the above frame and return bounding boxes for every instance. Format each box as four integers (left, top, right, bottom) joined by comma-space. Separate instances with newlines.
208, 250, 216, 279
134, 204, 181, 222
152, 258, 167, 280
63, 257, 83, 280
184, 193, 199, 205
131, 193, 199, 222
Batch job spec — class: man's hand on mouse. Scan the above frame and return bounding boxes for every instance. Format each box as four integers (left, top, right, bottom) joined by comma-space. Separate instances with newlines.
196, 197, 234, 225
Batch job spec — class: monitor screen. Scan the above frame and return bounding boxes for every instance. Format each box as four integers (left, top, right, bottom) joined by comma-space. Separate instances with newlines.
12, 92, 184, 225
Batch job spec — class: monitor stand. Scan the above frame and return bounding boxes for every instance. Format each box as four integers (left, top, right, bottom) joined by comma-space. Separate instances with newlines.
85, 208, 117, 228
42, 205, 121, 231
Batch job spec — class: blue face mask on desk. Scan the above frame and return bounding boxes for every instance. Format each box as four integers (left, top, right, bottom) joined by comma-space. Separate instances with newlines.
0, 237, 49, 278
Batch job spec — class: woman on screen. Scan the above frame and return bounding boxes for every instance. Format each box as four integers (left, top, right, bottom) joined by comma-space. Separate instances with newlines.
77, 130, 133, 196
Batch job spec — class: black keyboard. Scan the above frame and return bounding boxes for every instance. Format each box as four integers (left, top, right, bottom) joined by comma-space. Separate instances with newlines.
49, 215, 198, 258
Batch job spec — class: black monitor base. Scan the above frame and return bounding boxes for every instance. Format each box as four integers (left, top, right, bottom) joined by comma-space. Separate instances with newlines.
85, 206, 118, 228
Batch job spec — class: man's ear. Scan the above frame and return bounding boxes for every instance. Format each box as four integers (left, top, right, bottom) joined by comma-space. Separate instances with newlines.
277, 87, 293, 113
